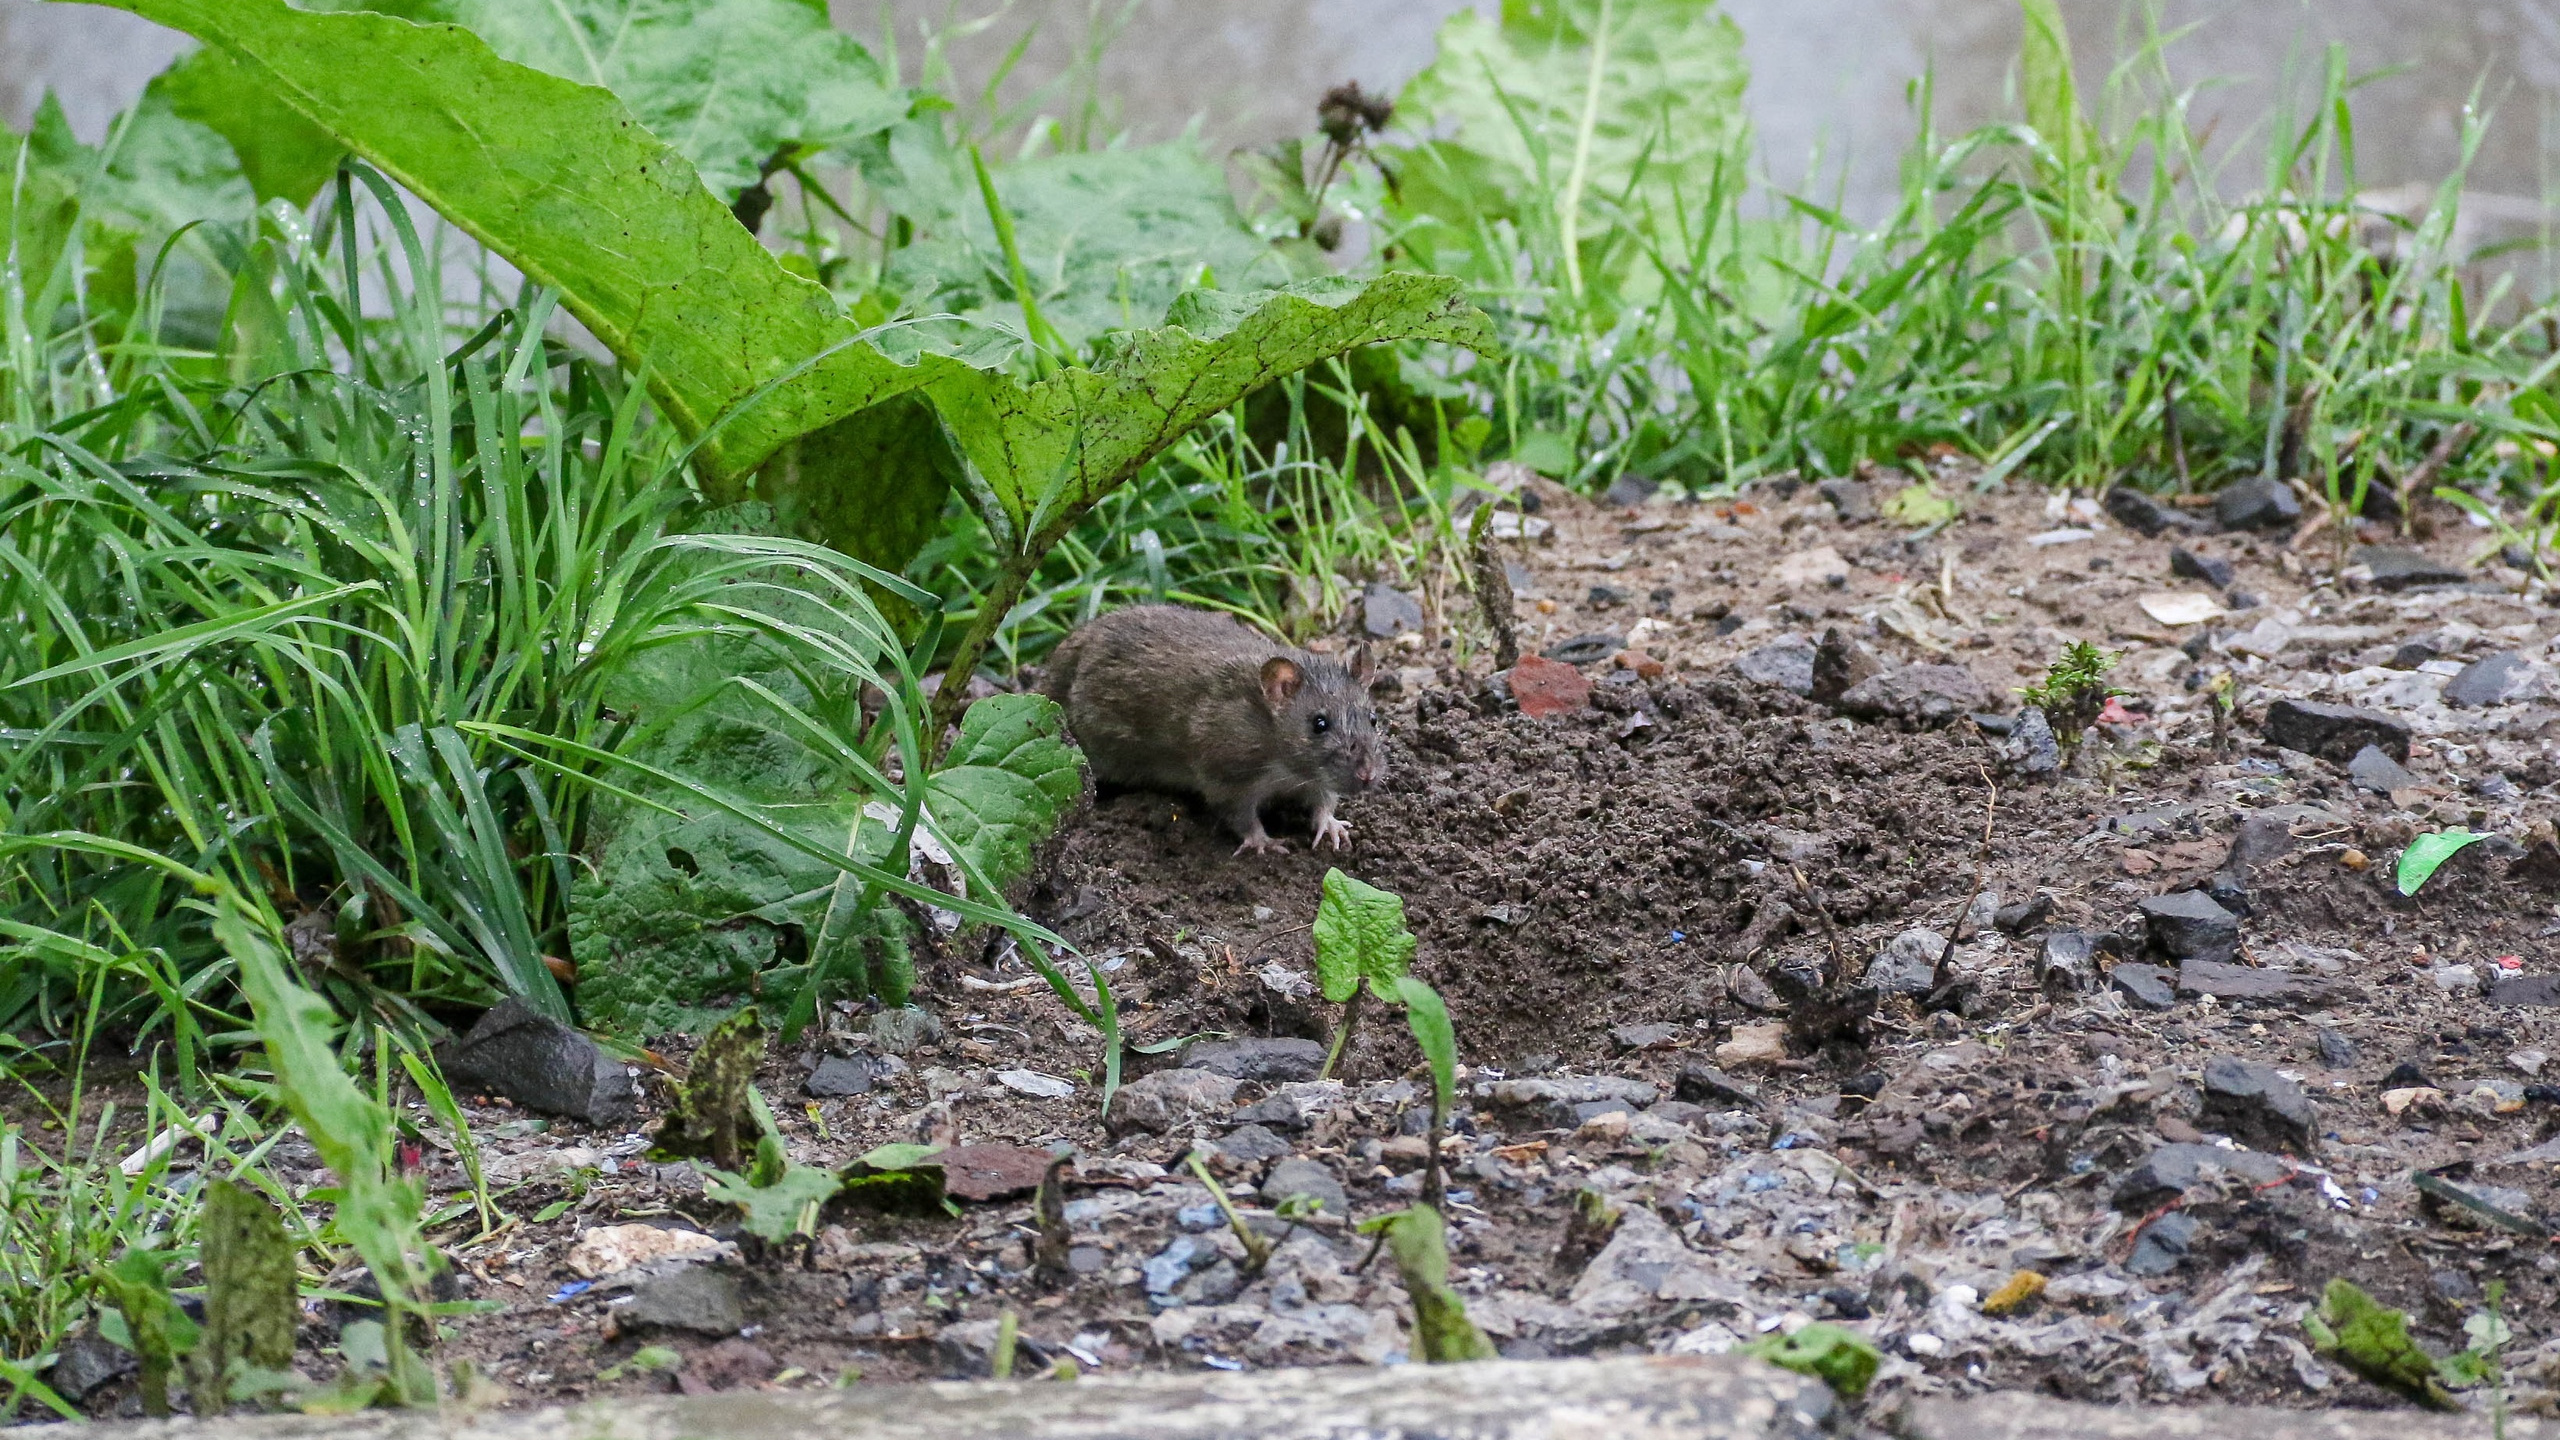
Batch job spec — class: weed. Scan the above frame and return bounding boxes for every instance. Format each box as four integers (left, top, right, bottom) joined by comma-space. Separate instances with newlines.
1313, 868, 1419, 1079
2020, 640, 2126, 743
1356, 1207, 1496, 1364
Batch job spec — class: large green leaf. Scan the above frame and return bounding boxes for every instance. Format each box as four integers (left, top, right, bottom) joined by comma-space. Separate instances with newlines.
926, 693, 1083, 892
567, 637, 887, 1035
871, 137, 1297, 351
154, 44, 343, 206
1313, 868, 1417, 1006
1392, 0, 1748, 282
716, 393, 960, 592
932, 274, 1497, 537
427, 0, 906, 198
87, 0, 953, 483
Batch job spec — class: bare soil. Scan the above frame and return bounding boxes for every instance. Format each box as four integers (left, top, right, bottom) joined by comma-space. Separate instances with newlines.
31, 468, 2560, 1427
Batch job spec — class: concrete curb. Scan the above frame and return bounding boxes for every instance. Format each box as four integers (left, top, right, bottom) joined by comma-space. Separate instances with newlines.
1898, 1392, 2551, 1439
84, 1356, 1833, 1440
77, 1359, 2555, 1439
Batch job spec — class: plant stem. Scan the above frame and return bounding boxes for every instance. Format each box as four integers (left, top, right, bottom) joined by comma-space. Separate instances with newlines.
1185, 1149, 1274, 1277
931, 549, 1041, 745
1320, 987, 1366, 1081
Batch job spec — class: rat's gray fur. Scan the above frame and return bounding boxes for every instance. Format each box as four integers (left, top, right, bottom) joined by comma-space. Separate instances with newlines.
1041, 605, 1382, 853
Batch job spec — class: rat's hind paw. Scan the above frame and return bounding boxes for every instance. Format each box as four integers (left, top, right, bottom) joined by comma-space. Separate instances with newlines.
1311, 818, 1353, 850
1233, 834, 1290, 856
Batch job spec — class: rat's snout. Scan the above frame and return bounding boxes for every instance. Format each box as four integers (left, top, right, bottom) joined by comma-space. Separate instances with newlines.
1353, 756, 1383, 790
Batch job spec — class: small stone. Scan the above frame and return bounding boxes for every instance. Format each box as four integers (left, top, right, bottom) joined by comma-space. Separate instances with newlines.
44, 1334, 136, 1403
2445, 651, 2536, 708
1508, 655, 1593, 719
2262, 698, 2411, 762
1067, 1245, 1109, 1276
1732, 635, 1817, 696
2139, 592, 2225, 627
2177, 959, 2347, 1008
937, 1144, 1056, 1203
1608, 1022, 1686, 1053
2038, 930, 2102, 996
2104, 484, 2188, 537
869, 1006, 943, 1055
2000, 706, 2061, 775
2110, 1142, 2292, 1212
1725, 965, 1785, 1014
1816, 477, 1876, 523
1540, 632, 1622, 666
2356, 545, 2467, 591
2513, 1049, 2549, 1078
2127, 1212, 2198, 1276
1216, 1123, 1293, 1166
1142, 1234, 1220, 1299
2111, 962, 2177, 1010
1836, 664, 1995, 724
1775, 546, 1848, 588
1106, 1068, 1241, 1135
622, 1266, 745, 1336
2139, 890, 2240, 964
804, 1054, 876, 1097
2214, 476, 2301, 531
2222, 804, 2343, 882
1714, 1023, 1789, 1071
1485, 1075, 1660, 1129
2347, 744, 2422, 793
1259, 1157, 1347, 1215
2198, 1055, 2318, 1156
2489, 975, 2560, 1008
1995, 893, 2054, 933
435, 998, 638, 1126
2382, 1086, 2445, 1117
1605, 474, 1659, 506
1867, 928, 1948, 996
2169, 548, 2236, 589
2317, 1028, 2359, 1069
567, 1223, 723, 1279
1180, 1037, 1328, 1083
994, 1068, 1075, 1099
2381, 1061, 2436, 1090
1673, 1061, 1761, 1109
1809, 627, 1885, 706
1362, 581, 1424, 639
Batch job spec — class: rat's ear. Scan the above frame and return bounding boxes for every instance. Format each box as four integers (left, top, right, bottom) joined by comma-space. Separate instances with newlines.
1259, 656, 1305, 710
1350, 643, 1377, 688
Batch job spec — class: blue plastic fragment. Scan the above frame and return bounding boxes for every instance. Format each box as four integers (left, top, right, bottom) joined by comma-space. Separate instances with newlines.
546, 1280, 592, 1305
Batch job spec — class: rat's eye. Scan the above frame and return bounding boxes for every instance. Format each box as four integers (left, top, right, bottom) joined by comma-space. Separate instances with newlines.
1311, 714, 1331, 735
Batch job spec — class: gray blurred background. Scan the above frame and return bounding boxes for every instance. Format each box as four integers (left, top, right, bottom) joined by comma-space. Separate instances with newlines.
6, 0, 2555, 251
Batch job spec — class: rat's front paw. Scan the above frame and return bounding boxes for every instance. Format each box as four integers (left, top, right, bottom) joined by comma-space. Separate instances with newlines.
1233, 834, 1289, 856
1312, 817, 1353, 850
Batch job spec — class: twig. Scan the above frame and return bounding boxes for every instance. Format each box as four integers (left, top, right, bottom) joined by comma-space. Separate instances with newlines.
2404, 420, 2480, 501
1930, 759, 2001, 995
1789, 865, 1850, 987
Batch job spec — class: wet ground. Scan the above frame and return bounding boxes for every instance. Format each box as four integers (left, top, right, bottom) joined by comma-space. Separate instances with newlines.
27, 464, 2560, 1426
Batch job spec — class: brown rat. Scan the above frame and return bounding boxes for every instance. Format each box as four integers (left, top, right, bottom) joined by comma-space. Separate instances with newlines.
1041, 604, 1382, 854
